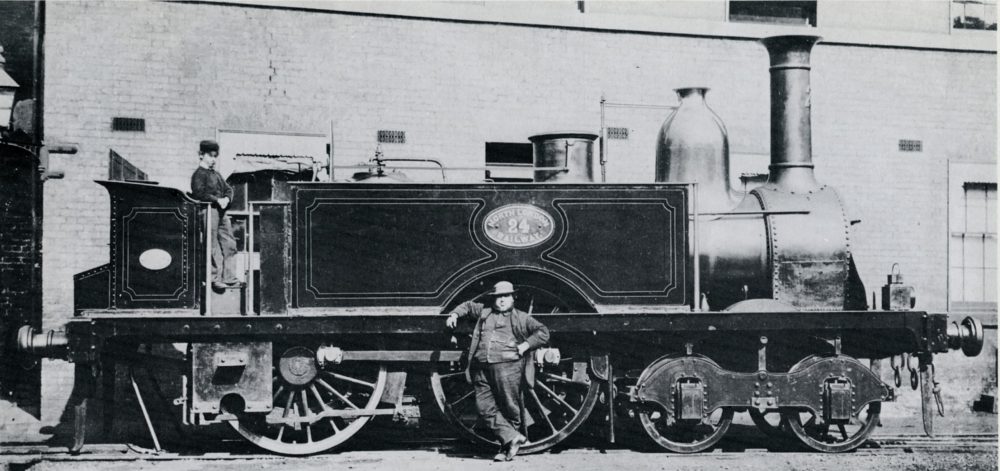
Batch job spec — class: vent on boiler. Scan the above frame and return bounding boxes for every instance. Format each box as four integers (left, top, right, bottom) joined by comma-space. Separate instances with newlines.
377, 130, 406, 144
898, 139, 922, 152
607, 127, 629, 140
111, 117, 146, 132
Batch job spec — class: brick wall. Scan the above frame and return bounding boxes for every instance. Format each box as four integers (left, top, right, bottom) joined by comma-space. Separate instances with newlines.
0, 144, 41, 421
31, 1, 996, 428
0, 150, 35, 332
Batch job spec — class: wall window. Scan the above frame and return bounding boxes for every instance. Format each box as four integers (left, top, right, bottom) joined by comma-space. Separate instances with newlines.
216, 129, 328, 180
729, 1, 817, 26
485, 142, 533, 182
952, 0, 997, 30
950, 182, 997, 310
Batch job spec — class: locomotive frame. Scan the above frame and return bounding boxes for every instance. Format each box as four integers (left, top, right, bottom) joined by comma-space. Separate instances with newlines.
16, 177, 984, 456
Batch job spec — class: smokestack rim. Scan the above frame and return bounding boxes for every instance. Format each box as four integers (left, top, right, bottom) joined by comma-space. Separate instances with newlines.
528, 131, 599, 142
760, 35, 823, 67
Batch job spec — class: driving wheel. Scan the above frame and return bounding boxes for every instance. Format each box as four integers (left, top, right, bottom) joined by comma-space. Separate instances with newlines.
229, 345, 388, 455
430, 355, 600, 454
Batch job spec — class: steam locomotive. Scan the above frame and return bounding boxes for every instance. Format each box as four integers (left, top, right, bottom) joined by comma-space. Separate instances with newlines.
9, 35, 984, 456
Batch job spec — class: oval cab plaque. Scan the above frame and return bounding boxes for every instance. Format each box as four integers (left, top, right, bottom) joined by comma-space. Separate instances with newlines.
483, 204, 555, 248
139, 248, 172, 271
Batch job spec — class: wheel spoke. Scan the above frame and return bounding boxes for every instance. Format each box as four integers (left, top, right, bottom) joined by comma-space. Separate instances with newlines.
536, 381, 579, 415
317, 378, 360, 409
328, 417, 340, 433
273, 385, 285, 403
541, 372, 590, 388
449, 389, 475, 408
282, 390, 294, 418
276, 424, 285, 442
528, 388, 557, 432
324, 371, 376, 389
306, 423, 313, 443
300, 390, 312, 417
310, 385, 332, 412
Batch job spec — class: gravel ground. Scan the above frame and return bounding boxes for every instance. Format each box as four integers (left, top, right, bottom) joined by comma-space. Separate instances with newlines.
11, 446, 998, 471
5, 404, 996, 471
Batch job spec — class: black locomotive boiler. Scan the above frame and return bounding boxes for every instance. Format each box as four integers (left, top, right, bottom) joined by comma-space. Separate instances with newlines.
9, 35, 985, 456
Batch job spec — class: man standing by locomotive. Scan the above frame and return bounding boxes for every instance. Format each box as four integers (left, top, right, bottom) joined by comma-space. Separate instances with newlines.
445, 281, 549, 461
190, 139, 240, 289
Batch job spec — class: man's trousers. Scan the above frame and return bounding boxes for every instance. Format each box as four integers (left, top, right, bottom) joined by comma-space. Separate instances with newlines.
471, 360, 524, 445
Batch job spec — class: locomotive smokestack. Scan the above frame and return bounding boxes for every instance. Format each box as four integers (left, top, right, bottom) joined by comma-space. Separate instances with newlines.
761, 35, 822, 193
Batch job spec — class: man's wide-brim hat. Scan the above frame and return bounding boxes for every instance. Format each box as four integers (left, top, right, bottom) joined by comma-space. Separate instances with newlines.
200, 139, 219, 154
487, 281, 516, 297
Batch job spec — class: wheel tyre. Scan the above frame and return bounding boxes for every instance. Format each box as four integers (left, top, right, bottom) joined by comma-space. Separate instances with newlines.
781, 354, 881, 453
638, 406, 734, 453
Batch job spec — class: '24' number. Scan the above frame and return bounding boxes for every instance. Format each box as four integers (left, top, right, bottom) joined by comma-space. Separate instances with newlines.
506, 218, 531, 234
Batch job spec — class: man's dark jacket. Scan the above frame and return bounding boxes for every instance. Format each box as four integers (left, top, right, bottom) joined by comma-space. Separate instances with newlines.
450, 300, 549, 384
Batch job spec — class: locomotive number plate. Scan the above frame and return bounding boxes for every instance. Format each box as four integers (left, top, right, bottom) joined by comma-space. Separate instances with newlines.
483, 204, 555, 248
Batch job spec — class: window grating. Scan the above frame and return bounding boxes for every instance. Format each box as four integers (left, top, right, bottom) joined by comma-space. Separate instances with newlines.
607, 127, 629, 140
111, 117, 146, 132
898, 139, 922, 152
377, 130, 406, 144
